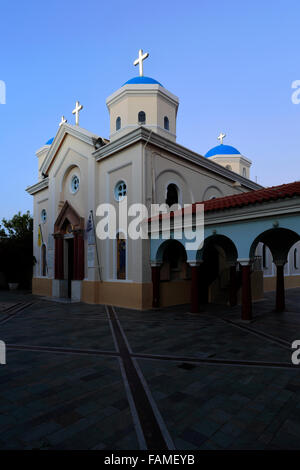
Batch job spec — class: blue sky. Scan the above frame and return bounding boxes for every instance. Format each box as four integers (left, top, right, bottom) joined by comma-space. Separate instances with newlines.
0, 0, 300, 218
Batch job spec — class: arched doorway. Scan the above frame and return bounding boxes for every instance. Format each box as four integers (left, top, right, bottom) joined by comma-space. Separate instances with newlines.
151, 239, 189, 308
197, 234, 238, 308
53, 201, 85, 299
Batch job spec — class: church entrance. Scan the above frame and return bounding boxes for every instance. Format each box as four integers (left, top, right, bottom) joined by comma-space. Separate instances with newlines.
53, 201, 85, 300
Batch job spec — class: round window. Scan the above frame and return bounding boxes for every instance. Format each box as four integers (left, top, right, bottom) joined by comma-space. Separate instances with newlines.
114, 181, 127, 201
70, 175, 80, 194
41, 209, 47, 223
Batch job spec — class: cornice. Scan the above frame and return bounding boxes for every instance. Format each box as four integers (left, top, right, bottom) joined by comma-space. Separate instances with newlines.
106, 84, 179, 109
26, 178, 49, 195
93, 127, 262, 191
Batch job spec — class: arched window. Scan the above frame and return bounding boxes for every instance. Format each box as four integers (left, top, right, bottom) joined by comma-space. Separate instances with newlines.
225, 165, 232, 171
242, 167, 247, 177
294, 248, 298, 269
117, 233, 126, 280
166, 183, 179, 207
41, 209, 47, 224
41, 244, 47, 277
116, 116, 121, 131
164, 116, 169, 131
138, 111, 146, 125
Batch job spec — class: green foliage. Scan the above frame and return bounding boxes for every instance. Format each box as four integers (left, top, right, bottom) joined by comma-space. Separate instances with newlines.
0, 211, 34, 288
1, 211, 33, 239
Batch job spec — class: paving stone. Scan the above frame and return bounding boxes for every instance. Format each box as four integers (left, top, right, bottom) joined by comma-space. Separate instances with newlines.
1, 289, 300, 449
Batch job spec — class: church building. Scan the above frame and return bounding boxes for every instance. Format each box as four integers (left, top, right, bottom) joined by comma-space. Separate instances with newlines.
26, 50, 300, 316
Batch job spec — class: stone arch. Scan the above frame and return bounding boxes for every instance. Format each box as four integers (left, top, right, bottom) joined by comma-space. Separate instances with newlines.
154, 238, 187, 264
60, 164, 80, 193
249, 227, 300, 264
156, 169, 194, 204
202, 186, 223, 201
196, 234, 239, 305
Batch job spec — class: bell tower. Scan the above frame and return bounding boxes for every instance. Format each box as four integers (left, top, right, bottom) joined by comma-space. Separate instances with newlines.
106, 49, 179, 142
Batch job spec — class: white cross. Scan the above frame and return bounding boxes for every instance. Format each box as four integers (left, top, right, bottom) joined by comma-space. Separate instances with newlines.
59, 115, 67, 126
217, 132, 226, 145
133, 49, 149, 77
72, 101, 83, 126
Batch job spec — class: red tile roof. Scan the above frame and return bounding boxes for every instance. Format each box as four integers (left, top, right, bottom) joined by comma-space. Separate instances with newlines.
201, 181, 300, 213
148, 181, 300, 222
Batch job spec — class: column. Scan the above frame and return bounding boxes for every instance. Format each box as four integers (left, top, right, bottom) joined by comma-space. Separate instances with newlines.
54, 235, 64, 280
275, 261, 286, 312
229, 263, 237, 307
189, 261, 201, 313
238, 259, 252, 321
151, 262, 161, 308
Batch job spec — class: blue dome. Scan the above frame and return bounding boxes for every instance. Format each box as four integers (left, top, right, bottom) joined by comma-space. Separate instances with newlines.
205, 144, 240, 158
123, 76, 163, 87
45, 137, 54, 145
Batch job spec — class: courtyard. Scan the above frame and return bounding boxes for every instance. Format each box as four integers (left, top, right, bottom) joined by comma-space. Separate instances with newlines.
0, 288, 300, 450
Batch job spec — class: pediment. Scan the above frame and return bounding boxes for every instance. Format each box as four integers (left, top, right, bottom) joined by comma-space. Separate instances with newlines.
40, 123, 100, 176
54, 200, 85, 234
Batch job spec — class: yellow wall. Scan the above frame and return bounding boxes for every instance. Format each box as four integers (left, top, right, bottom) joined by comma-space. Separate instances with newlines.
32, 277, 52, 297
82, 280, 153, 310
160, 280, 191, 307
82, 279, 191, 310
264, 275, 300, 292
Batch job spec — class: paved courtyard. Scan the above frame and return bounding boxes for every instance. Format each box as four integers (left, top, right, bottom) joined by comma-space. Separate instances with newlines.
0, 288, 300, 450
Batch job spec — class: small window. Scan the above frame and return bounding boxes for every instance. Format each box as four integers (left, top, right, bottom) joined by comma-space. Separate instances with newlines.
242, 167, 247, 177
164, 116, 169, 131
116, 116, 121, 131
166, 183, 179, 207
225, 165, 232, 171
114, 181, 127, 201
294, 248, 298, 269
70, 175, 80, 194
138, 111, 146, 125
41, 209, 47, 224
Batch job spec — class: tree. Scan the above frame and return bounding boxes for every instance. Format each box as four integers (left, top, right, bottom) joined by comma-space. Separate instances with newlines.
1, 211, 33, 239
0, 211, 34, 288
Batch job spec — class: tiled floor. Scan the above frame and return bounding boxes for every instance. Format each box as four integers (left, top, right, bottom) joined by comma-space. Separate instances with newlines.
0, 288, 300, 449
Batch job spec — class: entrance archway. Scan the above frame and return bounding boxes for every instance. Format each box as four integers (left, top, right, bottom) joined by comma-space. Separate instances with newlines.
151, 239, 188, 308
197, 234, 238, 308
53, 201, 85, 298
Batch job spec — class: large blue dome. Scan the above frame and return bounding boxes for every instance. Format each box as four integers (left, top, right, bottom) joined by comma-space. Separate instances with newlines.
205, 144, 240, 158
123, 76, 163, 87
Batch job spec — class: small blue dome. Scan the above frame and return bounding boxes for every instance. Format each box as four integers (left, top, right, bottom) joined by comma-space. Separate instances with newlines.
45, 137, 54, 145
123, 76, 163, 87
205, 144, 240, 158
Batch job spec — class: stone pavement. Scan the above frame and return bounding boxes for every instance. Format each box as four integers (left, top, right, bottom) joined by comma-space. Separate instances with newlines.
0, 288, 300, 449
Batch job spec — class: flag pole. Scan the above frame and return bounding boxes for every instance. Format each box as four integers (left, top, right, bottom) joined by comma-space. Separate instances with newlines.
90, 210, 101, 281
